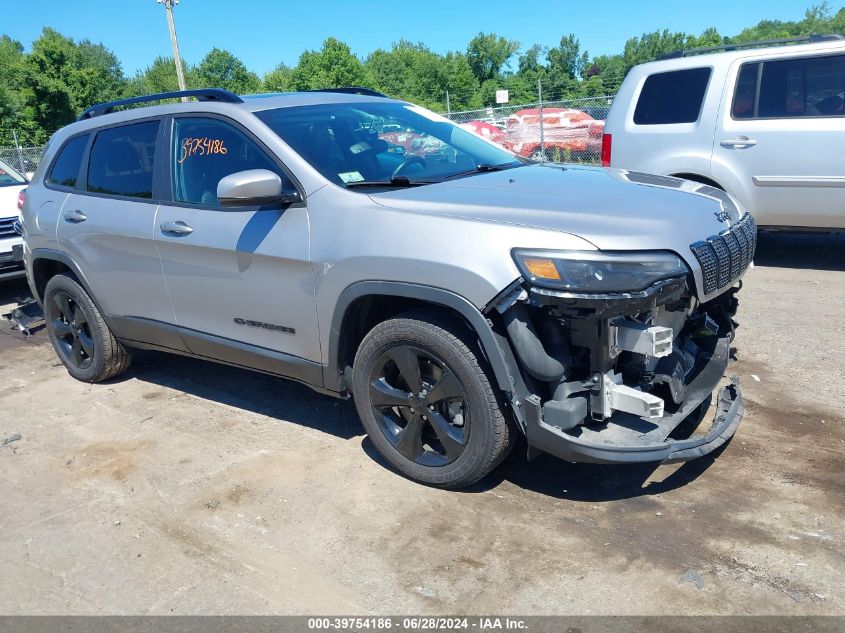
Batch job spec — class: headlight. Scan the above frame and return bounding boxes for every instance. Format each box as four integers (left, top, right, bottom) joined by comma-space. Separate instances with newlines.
512, 249, 689, 293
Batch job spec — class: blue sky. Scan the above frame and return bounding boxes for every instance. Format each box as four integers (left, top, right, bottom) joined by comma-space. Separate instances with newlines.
6, 1, 838, 76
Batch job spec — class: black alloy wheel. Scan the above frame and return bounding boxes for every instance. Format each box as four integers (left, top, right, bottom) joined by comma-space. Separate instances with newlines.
48, 290, 95, 370
43, 273, 132, 383
369, 345, 469, 467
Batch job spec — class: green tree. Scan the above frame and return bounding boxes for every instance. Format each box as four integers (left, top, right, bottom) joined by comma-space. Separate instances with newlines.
546, 34, 590, 99
466, 33, 519, 83
0, 36, 31, 145
443, 52, 481, 110
71, 40, 126, 108
194, 48, 260, 94
126, 56, 191, 96
364, 41, 478, 110
20, 28, 126, 142
263, 63, 293, 92
289, 38, 370, 90
366, 41, 443, 106
23, 28, 78, 140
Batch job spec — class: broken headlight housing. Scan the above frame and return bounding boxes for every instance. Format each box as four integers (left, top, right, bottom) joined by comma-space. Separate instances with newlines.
512, 249, 689, 293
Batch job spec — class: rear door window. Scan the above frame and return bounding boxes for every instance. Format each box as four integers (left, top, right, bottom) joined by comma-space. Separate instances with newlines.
634, 67, 712, 125
733, 54, 845, 119
87, 121, 160, 199
47, 135, 89, 188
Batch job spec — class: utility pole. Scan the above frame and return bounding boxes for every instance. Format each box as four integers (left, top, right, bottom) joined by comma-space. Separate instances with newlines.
156, 0, 187, 99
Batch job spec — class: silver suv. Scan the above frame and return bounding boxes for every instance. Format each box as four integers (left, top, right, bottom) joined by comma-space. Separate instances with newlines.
21, 87, 753, 488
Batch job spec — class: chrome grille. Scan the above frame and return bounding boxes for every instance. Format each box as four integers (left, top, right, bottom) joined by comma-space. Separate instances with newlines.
0, 216, 18, 239
690, 213, 757, 295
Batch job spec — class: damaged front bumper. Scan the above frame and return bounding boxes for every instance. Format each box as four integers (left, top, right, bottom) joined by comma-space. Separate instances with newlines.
498, 277, 745, 465
522, 340, 743, 464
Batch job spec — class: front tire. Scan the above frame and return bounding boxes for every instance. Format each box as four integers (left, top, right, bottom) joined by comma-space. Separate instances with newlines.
44, 273, 131, 383
352, 309, 514, 489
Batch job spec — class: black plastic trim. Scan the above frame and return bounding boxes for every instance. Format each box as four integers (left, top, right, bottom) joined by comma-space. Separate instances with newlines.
326, 281, 529, 423
304, 87, 388, 98
106, 315, 189, 353
177, 328, 323, 387
30, 248, 100, 304
108, 315, 324, 392
659, 34, 844, 59
77, 89, 243, 120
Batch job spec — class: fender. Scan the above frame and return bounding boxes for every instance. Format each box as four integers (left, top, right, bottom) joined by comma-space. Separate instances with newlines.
325, 281, 529, 424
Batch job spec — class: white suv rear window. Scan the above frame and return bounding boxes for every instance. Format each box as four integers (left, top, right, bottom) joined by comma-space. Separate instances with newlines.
634, 67, 712, 125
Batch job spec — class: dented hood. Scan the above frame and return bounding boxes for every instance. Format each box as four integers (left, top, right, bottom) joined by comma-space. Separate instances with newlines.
369, 164, 744, 254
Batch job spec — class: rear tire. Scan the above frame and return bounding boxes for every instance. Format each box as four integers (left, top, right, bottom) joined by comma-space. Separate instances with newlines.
352, 309, 514, 489
44, 273, 131, 383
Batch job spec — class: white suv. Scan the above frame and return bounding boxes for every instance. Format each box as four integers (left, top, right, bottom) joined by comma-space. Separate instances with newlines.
603, 35, 845, 230
0, 158, 27, 279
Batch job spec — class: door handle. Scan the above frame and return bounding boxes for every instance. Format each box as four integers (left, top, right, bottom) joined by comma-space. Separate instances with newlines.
720, 137, 757, 149
160, 221, 194, 236
63, 209, 88, 223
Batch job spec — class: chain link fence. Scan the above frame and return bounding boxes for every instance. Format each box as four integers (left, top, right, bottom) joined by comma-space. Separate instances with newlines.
0, 145, 45, 179
444, 94, 614, 165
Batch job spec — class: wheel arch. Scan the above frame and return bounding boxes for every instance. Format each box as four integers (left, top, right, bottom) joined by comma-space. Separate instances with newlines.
30, 249, 87, 301
326, 281, 526, 420
29, 249, 106, 315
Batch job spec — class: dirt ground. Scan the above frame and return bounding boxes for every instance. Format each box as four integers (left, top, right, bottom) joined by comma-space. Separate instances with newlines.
0, 231, 842, 616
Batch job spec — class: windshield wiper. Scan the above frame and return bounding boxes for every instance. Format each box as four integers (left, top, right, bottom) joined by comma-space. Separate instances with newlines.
441, 162, 523, 181
346, 175, 437, 189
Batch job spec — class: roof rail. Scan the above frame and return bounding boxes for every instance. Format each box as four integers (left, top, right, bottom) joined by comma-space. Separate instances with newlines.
77, 88, 243, 121
659, 34, 845, 60
304, 87, 389, 98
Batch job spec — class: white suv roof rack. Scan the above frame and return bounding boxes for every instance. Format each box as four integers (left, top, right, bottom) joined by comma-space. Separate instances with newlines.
659, 34, 845, 60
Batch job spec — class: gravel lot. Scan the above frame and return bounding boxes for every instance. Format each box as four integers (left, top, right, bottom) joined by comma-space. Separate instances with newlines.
0, 232, 842, 615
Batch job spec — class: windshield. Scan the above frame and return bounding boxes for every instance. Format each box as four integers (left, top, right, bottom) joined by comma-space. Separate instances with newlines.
256, 101, 522, 188
0, 159, 27, 187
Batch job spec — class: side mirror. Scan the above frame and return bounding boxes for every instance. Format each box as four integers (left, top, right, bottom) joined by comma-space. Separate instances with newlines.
217, 169, 301, 208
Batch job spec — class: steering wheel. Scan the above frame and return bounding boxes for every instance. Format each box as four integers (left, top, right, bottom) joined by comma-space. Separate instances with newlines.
391, 155, 426, 178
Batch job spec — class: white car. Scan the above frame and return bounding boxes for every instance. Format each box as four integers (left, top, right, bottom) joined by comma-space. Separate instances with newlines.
0, 159, 27, 280
603, 35, 845, 229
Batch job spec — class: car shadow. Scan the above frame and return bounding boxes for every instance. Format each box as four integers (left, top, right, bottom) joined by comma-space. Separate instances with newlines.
754, 230, 845, 272
478, 441, 728, 501
361, 434, 727, 501
118, 349, 724, 501
120, 350, 363, 440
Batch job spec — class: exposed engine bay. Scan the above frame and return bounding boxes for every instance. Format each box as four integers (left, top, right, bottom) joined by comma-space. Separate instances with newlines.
496, 275, 742, 463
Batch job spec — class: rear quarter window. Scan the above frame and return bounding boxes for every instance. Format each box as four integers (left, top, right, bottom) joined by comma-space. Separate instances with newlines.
46, 135, 89, 188
634, 67, 712, 125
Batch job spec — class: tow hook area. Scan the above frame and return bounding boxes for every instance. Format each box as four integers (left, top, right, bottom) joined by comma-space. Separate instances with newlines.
597, 319, 675, 420
594, 370, 665, 420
